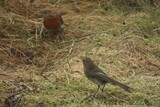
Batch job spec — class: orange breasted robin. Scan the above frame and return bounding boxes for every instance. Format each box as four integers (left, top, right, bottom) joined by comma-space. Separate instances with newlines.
43, 11, 66, 41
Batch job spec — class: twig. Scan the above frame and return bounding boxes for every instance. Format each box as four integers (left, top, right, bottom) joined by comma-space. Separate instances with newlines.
40, 74, 53, 84
63, 69, 70, 84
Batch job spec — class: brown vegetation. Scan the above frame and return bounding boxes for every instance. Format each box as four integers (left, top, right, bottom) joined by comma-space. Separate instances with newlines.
0, 0, 160, 106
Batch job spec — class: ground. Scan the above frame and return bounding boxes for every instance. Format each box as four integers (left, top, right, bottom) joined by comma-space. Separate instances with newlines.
0, 0, 160, 107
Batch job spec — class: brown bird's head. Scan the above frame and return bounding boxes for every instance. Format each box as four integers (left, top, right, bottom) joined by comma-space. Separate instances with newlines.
80, 56, 96, 69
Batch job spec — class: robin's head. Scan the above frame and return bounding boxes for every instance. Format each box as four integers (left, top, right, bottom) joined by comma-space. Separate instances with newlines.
43, 10, 52, 17
56, 12, 67, 17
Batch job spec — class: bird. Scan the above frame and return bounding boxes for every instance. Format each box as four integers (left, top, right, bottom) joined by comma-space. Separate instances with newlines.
43, 11, 66, 41
81, 56, 131, 97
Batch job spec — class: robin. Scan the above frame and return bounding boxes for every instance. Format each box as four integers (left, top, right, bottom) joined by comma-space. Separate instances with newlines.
43, 11, 66, 41
81, 57, 131, 97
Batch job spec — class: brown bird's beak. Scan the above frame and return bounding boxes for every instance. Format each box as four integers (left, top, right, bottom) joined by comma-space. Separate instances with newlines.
80, 56, 86, 61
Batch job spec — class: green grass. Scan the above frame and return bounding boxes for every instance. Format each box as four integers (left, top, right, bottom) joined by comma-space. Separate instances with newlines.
0, 0, 160, 106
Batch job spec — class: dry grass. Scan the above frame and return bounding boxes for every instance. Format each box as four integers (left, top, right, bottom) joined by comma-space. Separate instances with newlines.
0, 0, 160, 106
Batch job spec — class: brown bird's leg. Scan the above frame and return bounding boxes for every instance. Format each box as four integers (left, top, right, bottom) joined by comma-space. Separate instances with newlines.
82, 85, 100, 101
101, 84, 105, 91
93, 85, 100, 98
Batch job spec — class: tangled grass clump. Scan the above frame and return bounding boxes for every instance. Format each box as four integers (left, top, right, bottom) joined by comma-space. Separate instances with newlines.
0, 0, 160, 106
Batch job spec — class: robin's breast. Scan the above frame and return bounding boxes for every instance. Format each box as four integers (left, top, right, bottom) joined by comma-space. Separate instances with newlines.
43, 17, 61, 30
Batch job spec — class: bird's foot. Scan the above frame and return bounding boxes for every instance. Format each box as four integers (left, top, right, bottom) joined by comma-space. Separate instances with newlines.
81, 94, 95, 102
101, 88, 104, 92
101, 85, 105, 92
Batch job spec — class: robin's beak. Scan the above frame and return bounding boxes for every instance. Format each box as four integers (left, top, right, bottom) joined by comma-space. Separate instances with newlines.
57, 12, 67, 17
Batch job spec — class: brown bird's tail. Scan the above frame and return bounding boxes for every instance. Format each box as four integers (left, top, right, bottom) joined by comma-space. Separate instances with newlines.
106, 76, 131, 92
112, 79, 131, 92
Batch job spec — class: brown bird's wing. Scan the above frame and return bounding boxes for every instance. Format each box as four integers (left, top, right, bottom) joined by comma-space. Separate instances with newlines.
92, 68, 131, 92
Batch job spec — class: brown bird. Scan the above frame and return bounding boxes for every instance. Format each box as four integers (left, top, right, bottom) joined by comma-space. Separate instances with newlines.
43, 11, 66, 41
81, 57, 131, 97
